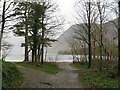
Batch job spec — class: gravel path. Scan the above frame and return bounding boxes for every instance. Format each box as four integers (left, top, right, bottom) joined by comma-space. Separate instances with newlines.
17, 62, 82, 88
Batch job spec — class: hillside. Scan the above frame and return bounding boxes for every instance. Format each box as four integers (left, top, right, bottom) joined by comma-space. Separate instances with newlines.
47, 19, 118, 54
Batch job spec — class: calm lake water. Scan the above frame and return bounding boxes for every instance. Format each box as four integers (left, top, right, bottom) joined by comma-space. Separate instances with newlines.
5, 54, 114, 62
5, 54, 75, 62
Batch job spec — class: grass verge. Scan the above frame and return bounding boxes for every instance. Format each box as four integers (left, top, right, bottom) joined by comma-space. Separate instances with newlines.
0, 60, 2, 90
2, 61, 23, 88
70, 63, 119, 88
16, 62, 61, 74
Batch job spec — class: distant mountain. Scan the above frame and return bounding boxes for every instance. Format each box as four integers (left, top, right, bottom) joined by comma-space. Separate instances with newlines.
104, 19, 118, 41
47, 25, 76, 54
47, 19, 118, 54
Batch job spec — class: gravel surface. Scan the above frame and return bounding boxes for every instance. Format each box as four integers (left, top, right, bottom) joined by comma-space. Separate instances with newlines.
17, 62, 82, 88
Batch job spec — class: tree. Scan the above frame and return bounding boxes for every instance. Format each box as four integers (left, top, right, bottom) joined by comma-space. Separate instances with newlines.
29, 2, 43, 62
24, 2, 29, 62
40, 2, 45, 64
88, 1, 92, 69
1, 40, 13, 61
13, 0, 63, 64
38, 0, 63, 64
97, 1, 104, 71
118, 0, 120, 76
74, 0, 98, 68
0, 0, 6, 58
0, 0, 16, 59
12, 2, 32, 62
0, 1, 6, 58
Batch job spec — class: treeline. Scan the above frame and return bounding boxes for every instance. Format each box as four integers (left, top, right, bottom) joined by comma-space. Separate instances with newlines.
59, 45, 118, 60
66, 0, 119, 74
0, 0, 63, 64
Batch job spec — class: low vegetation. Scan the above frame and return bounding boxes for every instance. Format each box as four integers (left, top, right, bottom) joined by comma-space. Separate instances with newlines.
70, 62, 119, 88
16, 62, 61, 74
0, 60, 2, 89
2, 61, 23, 88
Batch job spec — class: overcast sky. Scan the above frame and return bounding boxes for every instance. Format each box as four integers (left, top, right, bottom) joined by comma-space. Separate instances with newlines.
55, 0, 118, 30
56, 0, 77, 30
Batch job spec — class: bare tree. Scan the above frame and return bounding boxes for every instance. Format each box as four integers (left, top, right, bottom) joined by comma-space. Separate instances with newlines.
1, 40, 13, 61
74, 0, 99, 68
0, 0, 15, 59
67, 38, 81, 62
87, 1, 92, 69
0, 0, 6, 58
118, 0, 120, 76
97, 1, 105, 71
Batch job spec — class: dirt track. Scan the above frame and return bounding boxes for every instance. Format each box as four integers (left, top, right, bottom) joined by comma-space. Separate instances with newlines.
17, 62, 82, 88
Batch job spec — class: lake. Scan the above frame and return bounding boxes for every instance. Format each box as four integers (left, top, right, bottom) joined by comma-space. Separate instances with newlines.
5, 54, 114, 62
5, 54, 75, 62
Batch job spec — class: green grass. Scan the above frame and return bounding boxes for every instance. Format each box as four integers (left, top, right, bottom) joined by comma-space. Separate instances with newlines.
0, 60, 2, 65
70, 63, 88, 69
2, 61, 23, 88
17, 62, 61, 74
70, 63, 119, 88
0, 60, 2, 89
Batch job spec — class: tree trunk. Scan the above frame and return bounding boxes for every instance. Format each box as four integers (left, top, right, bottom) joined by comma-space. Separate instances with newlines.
41, 43, 44, 64
88, 1, 92, 69
97, 1, 103, 71
33, 41, 37, 62
44, 47, 47, 62
41, 26, 44, 64
41, 3, 45, 64
93, 39, 96, 60
118, 1, 120, 76
0, 1, 6, 59
24, 27, 29, 62
24, 4, 29, 62
32, 49, 34, 62
38, 44, 41, 62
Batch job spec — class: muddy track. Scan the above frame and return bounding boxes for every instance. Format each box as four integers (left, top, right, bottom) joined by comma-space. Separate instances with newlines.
17, 62, 82, 88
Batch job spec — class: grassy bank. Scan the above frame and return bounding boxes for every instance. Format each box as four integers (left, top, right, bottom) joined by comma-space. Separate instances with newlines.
0, 60, 2, 90
70, 63, 119, 88
2, 61, 23, 88
17, 62, 61, 74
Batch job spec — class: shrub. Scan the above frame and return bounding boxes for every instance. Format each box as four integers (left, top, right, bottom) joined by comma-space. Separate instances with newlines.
106, 67, 118, 78
2, 61, 22, 88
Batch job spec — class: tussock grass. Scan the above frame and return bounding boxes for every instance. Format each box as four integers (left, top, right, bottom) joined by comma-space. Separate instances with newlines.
70, 62, 119, 88
17, 62, 61, 74
2, 61, 23, 88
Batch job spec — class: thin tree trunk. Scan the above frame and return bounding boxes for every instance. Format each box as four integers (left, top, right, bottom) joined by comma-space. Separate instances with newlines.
35, 48, 37, 62
44, 47, 47, 62
98, 2, 103, 71
41, 3, 45, 64
41, 43, 44, 64
0, 1, 6, 59
88, 1, 92, 69
33, 41, 37, 62
33, 23, 38, 63
38, 44, 41, 62
41, 26, 44, 64
24, 4, 29, 62
93, 39, 96, 60
32, 49, 34, 62
118, 1, 120, 76
24, 26, 29, 62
